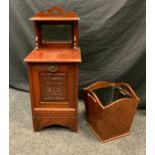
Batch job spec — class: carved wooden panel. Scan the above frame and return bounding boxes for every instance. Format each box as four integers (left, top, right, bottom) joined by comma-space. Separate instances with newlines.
33, 5, 77, 18
40, 73, 68, 102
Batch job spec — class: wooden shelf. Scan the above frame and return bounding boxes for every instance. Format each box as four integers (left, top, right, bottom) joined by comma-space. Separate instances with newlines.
24, 48, 81, 63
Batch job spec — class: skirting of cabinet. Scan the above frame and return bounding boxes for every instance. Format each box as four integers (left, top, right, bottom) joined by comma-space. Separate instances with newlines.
33, 117, 77, 132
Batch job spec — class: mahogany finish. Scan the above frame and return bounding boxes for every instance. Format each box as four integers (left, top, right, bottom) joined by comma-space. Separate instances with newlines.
24, 48, 81, 63
24, 6, 81, 132
29, 5, 80, 21
84, 81, 140, 142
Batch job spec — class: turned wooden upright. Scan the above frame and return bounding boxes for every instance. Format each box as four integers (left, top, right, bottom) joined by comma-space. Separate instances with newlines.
24, 6, 81, 132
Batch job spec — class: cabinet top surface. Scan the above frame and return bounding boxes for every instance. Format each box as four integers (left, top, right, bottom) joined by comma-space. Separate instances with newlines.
24, 48, 81, 63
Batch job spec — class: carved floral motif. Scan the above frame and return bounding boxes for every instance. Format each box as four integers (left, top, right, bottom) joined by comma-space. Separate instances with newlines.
40, 74, 67, 102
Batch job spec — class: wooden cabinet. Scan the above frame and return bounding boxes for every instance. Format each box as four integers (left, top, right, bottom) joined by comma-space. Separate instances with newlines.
24, 6, 81, 132
27, 63, 79, 132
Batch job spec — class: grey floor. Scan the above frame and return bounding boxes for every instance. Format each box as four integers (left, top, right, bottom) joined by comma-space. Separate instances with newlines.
10, 88, 146, 155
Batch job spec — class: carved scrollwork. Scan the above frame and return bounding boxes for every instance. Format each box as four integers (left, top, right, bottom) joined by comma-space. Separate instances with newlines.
40, 73, 67, 102
47, 5, 65, 16
34, 5, 77, 17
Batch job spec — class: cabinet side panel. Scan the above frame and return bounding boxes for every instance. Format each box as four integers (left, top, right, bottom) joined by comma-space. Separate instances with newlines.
27, 64, 34, 114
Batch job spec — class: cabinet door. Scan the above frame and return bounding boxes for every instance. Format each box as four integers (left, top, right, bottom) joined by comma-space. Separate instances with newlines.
29, 63, 77, 108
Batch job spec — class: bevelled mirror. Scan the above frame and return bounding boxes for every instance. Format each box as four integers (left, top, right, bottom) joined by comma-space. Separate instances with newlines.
41, 24, 72, 43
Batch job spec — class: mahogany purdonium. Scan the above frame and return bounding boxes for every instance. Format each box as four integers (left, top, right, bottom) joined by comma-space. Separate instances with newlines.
24, 6, 81, 132
84, 81, 140, 142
